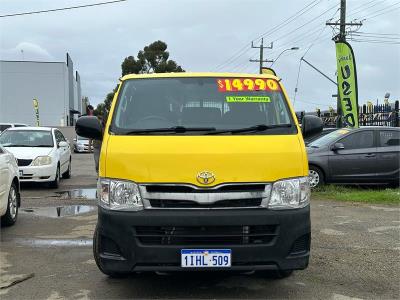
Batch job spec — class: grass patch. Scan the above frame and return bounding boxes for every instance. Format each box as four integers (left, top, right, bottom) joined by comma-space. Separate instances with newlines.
312, 185, 400, 204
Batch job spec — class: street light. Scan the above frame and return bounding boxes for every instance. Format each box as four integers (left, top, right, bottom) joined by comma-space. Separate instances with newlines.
270, 47, 299, 67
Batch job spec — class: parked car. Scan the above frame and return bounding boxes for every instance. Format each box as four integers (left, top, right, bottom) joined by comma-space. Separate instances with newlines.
0, 123, 28, 133
73, 135, 93, 153
304, 127, 337, 145
307, 127, 400, 188
0, 145, 20, 226
0, 127, 72, 188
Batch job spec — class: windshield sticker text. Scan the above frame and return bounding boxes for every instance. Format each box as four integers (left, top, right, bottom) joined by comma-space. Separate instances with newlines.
226, 96, 271, 103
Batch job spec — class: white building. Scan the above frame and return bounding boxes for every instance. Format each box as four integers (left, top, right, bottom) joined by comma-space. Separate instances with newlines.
0, 53, 83, 126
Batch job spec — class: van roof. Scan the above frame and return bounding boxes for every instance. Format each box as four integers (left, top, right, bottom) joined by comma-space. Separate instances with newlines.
120, 72, 279, 81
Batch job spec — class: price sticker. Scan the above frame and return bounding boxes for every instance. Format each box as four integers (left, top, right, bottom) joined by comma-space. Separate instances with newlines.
217, 78, 280, 92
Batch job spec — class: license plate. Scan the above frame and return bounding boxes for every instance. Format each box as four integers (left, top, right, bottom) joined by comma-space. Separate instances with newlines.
181, 249, 231, 268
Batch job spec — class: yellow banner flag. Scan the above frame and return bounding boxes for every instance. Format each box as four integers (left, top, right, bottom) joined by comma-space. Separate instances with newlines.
33, 98, 40, 126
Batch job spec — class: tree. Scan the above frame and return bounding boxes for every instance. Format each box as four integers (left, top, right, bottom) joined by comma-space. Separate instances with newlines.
121, 40, 184, 75
96, 40, 184, 115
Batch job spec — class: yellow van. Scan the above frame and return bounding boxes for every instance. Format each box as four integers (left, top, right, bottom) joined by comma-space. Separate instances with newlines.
76, 72, 322, 278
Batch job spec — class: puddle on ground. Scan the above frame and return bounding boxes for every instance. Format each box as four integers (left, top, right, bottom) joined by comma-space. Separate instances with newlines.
53, 188, 97, 200
21, 205, 97, 218
13, 238, 93, 247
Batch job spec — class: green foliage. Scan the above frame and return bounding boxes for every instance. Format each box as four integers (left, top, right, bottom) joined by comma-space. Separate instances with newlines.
121, 40, 184, 75
312, 185, 400, 204
95, 40, 184, 116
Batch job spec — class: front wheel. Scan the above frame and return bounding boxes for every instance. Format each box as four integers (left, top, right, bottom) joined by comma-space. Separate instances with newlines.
49, 165, 60, 188
1, 183, 18, 226
62, 158, 71, 179
308, 166, 324, 188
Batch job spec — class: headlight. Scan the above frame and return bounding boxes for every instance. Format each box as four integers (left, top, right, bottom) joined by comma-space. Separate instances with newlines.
268, 177, 310, 209
31, 156, 52, 166
97, 178, 143, 211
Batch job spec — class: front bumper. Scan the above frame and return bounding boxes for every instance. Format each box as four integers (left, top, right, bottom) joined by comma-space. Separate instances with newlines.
95, 206, 310, 273
19, 164, 56, 182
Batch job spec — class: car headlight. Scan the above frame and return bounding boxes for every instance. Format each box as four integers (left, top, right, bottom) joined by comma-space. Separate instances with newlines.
268, 177, 310, 209
31, 156, 52, 166
97, 178, 143, 211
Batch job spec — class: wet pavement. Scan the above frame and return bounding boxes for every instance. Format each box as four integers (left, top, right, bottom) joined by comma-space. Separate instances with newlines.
21, 205, 96, 218
0, 153, 399, 299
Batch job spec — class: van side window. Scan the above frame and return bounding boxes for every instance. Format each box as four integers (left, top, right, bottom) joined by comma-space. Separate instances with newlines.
379, 130, 400, 147
338, 131, 374, 149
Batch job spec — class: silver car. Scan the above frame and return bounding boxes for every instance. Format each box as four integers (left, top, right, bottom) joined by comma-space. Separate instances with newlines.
73, 135, 93, 153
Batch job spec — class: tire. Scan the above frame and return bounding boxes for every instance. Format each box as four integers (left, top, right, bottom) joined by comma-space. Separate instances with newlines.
1, 182, 18, 226
62, 158, 71, 179
93, 226, 129, 278
308, 165, 324, 188
274, 270, 293, 279
260, 269, 293, 279
49, 165, 60, 188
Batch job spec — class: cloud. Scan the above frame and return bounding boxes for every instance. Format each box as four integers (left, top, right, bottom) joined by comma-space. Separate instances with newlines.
0, 42, 53, 61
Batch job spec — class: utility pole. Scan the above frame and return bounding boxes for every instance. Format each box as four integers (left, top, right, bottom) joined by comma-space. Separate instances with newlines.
326, 0, 362, 41
250, 38, 273, 74
326, 0, 362, 127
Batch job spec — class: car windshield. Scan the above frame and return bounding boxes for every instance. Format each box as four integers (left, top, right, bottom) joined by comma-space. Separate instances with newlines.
0, 124, 11, 132
308, 128, 351, 148
0, 130, 54, 147
77, 135, 88, 141
111, 77, 296, 135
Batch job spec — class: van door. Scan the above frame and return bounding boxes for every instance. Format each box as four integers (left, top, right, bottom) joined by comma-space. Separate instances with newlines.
328, 130, 377, 183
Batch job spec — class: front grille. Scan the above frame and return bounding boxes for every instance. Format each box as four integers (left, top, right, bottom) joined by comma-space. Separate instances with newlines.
17, 159, 32, 166
140, 183, 270, 209
149, 198, 262, 208
145, 184, 267, 193
135, 225, 278, 245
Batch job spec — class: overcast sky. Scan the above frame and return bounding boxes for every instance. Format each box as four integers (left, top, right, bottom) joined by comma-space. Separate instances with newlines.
1, 0, 399, 111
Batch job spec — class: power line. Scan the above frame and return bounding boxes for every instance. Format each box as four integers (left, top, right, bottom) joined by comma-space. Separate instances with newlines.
362, 2, 400, 20
273, 3, 339, 44
0, 0, 127, 18
347, 0, 388, 18
219, 1, 338, 72
213, 0, 325, 71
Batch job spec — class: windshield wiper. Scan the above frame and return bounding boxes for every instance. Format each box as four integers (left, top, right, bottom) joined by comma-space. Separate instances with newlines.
124, 126, 217, 135
205, 124, 292, 135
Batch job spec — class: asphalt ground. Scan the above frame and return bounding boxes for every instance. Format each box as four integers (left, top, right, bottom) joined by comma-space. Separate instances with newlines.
0, 153, 399, 299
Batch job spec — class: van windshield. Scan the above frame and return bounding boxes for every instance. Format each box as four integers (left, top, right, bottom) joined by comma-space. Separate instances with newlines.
111, 77, 296, 135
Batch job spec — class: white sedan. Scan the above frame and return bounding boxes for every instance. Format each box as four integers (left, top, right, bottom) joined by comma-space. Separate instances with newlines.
0, 127, 72, 188
0, 145, 20, 226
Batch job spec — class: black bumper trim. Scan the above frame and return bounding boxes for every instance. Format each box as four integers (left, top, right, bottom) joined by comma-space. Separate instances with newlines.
95, 206, 311, 273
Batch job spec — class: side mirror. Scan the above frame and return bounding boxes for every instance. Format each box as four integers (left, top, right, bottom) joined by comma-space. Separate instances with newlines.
302, 115, 323, 139
58, 141, 68, 148
331, 142, 345, 151
75, 116, 103, 140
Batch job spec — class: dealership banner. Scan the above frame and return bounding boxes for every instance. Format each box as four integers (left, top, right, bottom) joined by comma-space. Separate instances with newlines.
335, 41, 359, 128
33, 98, 40, 126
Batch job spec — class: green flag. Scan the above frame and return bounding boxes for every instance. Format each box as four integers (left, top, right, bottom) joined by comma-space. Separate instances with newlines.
335, 41, 359, 128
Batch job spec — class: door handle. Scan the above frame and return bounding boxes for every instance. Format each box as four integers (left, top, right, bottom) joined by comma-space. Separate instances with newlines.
365, 153, 376, 158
